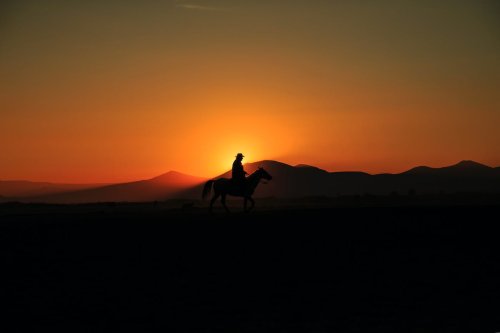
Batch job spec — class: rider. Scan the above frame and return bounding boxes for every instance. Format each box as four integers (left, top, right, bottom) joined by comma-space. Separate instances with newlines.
232, 153, 248, 190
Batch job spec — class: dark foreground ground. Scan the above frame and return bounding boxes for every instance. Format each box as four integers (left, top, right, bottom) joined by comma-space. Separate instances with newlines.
2, 201, 500, 332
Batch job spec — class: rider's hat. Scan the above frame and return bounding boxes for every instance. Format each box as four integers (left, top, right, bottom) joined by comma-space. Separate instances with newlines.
236, 153, 244, 158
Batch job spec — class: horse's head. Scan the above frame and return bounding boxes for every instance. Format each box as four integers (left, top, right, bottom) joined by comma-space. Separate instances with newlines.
257, 167, 273, 181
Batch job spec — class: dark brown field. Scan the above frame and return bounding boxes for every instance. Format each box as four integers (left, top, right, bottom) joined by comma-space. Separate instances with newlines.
2, 200, 499, 332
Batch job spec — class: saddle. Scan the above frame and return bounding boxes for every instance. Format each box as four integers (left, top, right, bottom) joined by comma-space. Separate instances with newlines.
230, 178, 247, 194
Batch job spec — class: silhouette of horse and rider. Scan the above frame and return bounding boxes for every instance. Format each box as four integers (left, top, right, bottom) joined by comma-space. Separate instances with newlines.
202, 153, 272, 213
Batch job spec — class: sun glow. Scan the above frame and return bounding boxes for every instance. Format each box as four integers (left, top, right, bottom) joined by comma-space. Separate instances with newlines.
1, 1, 499, 183
165, 102, 306, 177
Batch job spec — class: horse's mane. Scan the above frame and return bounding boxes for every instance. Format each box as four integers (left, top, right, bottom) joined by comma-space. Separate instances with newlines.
247, 168, 263, 179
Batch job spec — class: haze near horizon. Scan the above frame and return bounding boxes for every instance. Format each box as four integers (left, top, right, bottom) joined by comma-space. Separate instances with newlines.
1, 1, 499, 183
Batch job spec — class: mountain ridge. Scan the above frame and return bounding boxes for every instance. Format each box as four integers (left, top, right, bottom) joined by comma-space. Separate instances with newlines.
2, 160, 499, 203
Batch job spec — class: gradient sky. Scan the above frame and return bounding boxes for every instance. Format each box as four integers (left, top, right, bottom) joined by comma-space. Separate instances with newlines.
1, 0, 499, 182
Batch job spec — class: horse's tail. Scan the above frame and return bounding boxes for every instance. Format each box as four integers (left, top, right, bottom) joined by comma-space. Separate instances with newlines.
202, 180, 214, 200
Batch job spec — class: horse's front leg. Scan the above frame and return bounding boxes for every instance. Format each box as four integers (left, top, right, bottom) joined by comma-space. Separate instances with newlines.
244, 197, 248, 212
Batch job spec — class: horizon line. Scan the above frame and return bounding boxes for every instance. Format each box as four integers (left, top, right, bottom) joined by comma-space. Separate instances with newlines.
1, 159, 497, 185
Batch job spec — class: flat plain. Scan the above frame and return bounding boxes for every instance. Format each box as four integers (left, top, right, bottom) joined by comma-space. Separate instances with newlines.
2, 200, 499, 332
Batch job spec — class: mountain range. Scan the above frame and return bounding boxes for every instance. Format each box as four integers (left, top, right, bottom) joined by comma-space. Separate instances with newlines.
1, 160, 499, 203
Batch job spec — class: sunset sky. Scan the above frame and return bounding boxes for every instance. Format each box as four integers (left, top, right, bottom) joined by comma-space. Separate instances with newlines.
1, 1, 499, 183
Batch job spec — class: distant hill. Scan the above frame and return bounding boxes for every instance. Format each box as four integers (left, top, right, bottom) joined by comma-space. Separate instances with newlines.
2, 160, 499, 203
403, 160, 493, 176
243, 160, 359, 197
5, 171, 206, 204
294, 164, 329, 173
0, 181, 105, 198
184, 160, 500, 199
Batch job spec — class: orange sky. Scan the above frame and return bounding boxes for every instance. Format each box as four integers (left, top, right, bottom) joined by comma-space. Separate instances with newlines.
1, 1, 499, 183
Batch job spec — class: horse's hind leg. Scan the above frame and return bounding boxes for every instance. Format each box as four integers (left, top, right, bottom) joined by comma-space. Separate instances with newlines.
210, 192, 220, 213
244, 198, 248, 212
221, 194, 230, 213
248, 197, 255, 211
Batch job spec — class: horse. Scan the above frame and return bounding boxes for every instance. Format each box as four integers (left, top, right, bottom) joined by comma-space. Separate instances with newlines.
202, 167, 272, 213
